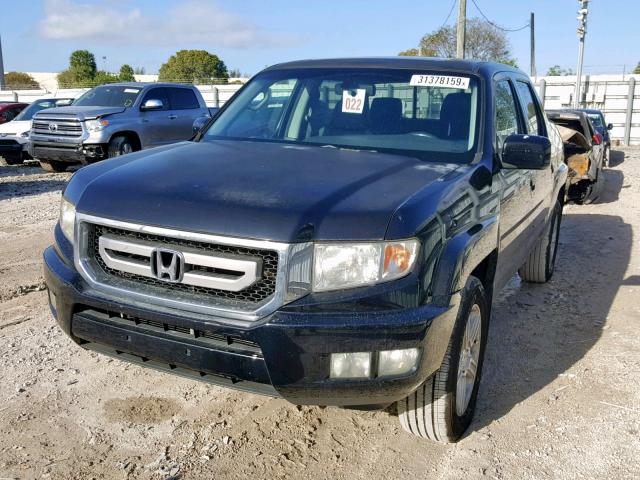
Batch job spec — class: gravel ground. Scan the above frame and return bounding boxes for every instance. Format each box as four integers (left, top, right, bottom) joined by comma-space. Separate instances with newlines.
0, 152, 639, 480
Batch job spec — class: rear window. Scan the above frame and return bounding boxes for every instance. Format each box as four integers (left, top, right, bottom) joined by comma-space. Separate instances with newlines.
169, 88, 200, 110
587, 113, 604, 128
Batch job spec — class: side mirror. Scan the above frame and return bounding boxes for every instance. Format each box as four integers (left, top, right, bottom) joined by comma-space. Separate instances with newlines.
140, 99, 164, 111
192, 116, 210, 134
607, 123, 613, 131
501, 134, 551, 170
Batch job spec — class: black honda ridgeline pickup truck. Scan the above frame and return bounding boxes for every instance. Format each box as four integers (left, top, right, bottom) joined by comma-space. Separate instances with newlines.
44, 58, 567, 443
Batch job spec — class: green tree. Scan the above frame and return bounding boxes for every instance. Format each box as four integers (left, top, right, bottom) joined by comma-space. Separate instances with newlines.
57, 49, 98, 87
158, 50, 228, 84
411, 18, 513, 64
547, 65, 574, 76
398, 48, 420, 57
119, 64, 135, 82
92, 70, 120, 86
4, 72, 40, 89
633, 62, 640, 74
134, 66, 146, 75
69, 49, 97, 81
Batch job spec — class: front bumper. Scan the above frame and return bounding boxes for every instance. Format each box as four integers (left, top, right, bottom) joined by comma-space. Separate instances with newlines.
44, 245, 459, 407
0, 139, 26, 162
30, 129, 109, 163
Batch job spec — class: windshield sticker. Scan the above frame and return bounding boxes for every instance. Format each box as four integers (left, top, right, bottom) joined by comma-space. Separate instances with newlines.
410, 75, 470, 89
124, 88, 140, 93
342, 89, 367, 114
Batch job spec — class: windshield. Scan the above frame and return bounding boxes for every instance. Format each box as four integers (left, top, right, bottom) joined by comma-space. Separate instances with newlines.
587, 113, 604, 128
203, 68, 481, 163
14, 99, 73, 121
74, 85, 141, 108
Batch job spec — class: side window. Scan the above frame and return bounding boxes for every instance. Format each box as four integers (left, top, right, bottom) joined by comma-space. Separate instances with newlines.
515, 81, 543, 136
141, 88, 170, 110
494, 80, 521, 150
223, 79, 297, 138
169, 88, 200, 110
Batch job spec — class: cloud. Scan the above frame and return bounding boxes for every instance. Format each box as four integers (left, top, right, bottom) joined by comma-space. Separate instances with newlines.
39, 0, 299, 48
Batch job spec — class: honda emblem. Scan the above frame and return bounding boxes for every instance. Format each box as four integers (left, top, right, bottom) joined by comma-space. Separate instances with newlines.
150, 248, 185, 283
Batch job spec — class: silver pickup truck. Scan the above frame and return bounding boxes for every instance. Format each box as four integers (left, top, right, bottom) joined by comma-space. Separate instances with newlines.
29, 83, 210, 172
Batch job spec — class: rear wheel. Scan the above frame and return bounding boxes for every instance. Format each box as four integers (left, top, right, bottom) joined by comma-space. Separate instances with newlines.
39, 160, 67, 173
398, 276, 488, 442
519, 199, 562, 283
0, 155, 24, 166
107, 135, 134, 158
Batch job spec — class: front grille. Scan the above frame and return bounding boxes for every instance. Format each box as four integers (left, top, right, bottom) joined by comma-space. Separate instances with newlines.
32, 117, 83, 137
87, 224, 279, 305
0, 139, 19, 146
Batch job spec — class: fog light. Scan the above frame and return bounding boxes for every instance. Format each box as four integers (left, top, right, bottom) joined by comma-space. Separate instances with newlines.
330, 352, 371, 379
378, 348, 420, 377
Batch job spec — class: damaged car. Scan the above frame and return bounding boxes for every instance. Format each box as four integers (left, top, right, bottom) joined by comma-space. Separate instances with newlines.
546, 109, 605, 203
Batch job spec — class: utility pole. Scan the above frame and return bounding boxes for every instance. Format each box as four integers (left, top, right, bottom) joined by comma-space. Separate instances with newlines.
456, 0, 467, 59
574, 0, 589, 108
0, 34, 5, 90
530, 12, 536, 77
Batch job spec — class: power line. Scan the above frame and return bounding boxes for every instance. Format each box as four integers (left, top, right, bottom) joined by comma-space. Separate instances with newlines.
439, 0, 458, 29
470, 0, 530, 32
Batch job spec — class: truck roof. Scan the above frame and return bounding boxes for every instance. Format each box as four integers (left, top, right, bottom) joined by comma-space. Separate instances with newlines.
263, 57, 523, 76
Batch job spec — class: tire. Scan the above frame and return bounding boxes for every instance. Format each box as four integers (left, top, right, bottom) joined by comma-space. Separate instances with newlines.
39, 160, 67, 173
0, 155, 24, 166
398, 276, 489, 443
107, 135, 134, 158
519, 199, 562, 283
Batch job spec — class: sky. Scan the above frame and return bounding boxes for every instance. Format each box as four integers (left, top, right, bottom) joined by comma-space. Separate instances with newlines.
0, 0, 638, 77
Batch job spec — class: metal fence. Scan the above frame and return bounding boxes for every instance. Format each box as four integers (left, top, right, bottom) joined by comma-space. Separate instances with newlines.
535, 75, 639, 145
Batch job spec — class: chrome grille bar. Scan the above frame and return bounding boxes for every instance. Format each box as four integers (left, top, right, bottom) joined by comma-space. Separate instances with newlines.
98, 234, 262, 292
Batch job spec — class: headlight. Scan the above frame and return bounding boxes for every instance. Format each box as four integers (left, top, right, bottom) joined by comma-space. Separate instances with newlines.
85, 119, 109, 132
59, 197, 76, 243
313, 239, 419, 292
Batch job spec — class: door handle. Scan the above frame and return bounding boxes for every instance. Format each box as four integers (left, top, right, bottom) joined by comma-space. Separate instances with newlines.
168, 114, 177, 120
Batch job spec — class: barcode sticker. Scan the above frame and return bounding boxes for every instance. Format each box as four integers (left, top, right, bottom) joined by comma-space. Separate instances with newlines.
342, 89, 367, 114
410, 75, 470, 89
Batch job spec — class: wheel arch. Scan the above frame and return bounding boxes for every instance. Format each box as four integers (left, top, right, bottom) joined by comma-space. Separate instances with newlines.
109, 131, 141, 151
430, 215, 499, 307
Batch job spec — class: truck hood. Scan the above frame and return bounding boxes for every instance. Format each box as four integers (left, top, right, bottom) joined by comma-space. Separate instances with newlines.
67, 140, 461, 242
0, 120, 30, 136
34, 106, 125, 120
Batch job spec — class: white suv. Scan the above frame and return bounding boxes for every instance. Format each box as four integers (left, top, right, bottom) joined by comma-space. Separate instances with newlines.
0, 98, 73, 166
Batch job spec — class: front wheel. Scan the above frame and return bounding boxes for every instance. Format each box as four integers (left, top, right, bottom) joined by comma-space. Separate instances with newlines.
398, 276, 489, 442
519, 199, 562, 283
107, 135, 134, 158
0, 155, 24, 166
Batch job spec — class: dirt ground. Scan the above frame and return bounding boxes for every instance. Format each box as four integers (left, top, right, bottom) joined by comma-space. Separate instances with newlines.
1, 150, 639, 480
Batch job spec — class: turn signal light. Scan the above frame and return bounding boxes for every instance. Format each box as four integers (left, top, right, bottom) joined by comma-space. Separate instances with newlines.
383, 243, 417, 279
